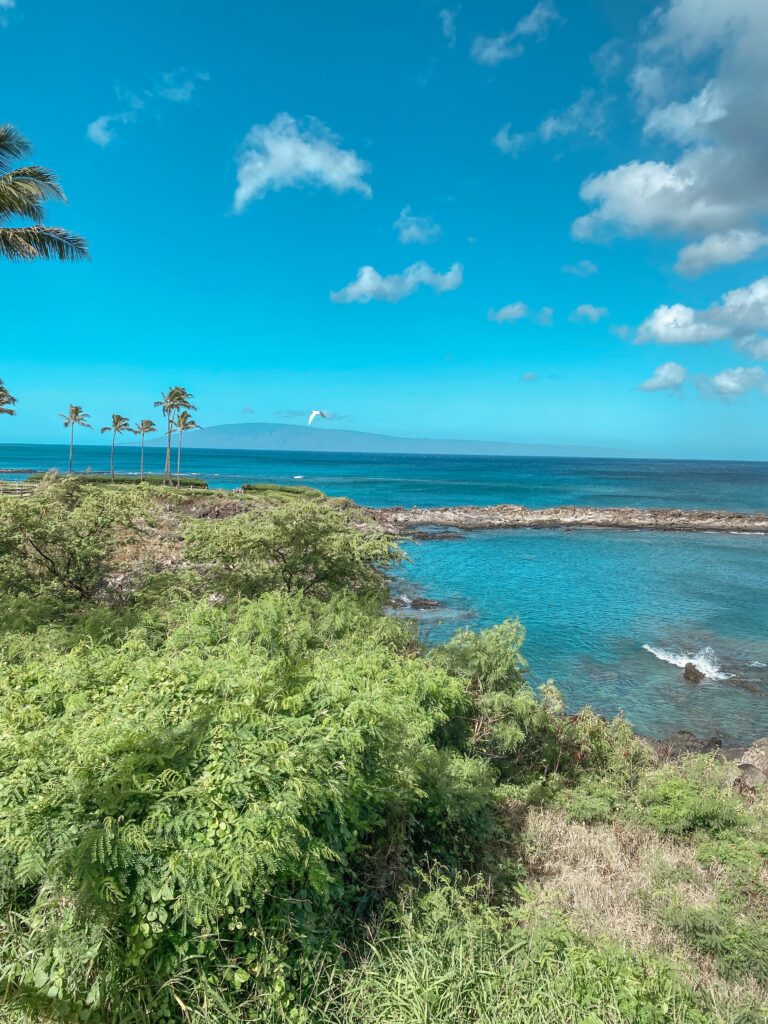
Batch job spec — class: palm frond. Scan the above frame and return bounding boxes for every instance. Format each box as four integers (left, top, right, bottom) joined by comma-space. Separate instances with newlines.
0, 124, 32, 175
0, 166, 66, 223
0, 379, 17, 415
0, 225, 90, 262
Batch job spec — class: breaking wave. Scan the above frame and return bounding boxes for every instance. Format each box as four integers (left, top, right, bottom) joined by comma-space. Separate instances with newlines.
642, 643, 729, 681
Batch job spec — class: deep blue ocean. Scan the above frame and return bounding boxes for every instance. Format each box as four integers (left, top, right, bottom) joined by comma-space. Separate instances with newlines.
3, 443, 768, 742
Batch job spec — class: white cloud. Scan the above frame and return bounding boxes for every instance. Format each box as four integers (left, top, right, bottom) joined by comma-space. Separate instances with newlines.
675, 230, 768, 276
630, 65, 667, 110
521, 372, 537, 381
86, 112, 135, 148
539, 90, 610, 142
636, 303, 728, 345
514, 0, 559, 37
158, 70, 209, 102
394, 206, 442, 244
496, 91, 610, 159
697, 366, 768, 400
643, 80, 728, 144
492, 124, 526, 155
572, 0, 768, 264
734, 335, 768, 361
470, 1, 558, 65
637, 276, 768, 351
470, 33, 523, 66
563, 259, 598, 277
87, 70, 207, 146
570, 303, 608, 323
611, 324, 631, 340
330, 262, 462, 304
591, 39, 622, 79
639, 361, 686, 391
439, 7, 459, 47
572, 150, 753, 240
488, 302, 553, 326
234, 114, 371, 212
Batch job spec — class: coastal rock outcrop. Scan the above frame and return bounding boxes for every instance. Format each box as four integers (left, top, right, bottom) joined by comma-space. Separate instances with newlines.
738, 738, 768, 788
366, 503, 768, 535
646, 732, 768, 790
683, 662, 705, 683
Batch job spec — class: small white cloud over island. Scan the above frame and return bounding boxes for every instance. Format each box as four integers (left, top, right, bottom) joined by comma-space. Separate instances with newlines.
331, 262, 462, 303
234, 113, 371, 212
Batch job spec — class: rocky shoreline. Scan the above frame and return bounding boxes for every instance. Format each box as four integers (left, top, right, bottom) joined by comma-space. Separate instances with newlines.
367, 503, 768, 535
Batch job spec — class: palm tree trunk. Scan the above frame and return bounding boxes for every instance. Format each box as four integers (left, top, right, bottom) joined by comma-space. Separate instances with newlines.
140, 435, 145, 482
177, 431, 183, 486
69, 424, 74, 475
164, 416, 172, 484
110, 432, 116, 482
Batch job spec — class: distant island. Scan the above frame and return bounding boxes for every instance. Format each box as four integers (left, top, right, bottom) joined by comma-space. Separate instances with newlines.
145, 421, 625, 458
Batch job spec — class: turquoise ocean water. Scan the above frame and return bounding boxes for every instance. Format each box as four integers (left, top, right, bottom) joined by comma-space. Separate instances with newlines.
3, 442, 767, 742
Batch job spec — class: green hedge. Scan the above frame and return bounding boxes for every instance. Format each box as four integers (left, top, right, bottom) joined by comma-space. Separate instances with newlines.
26, 473, 208, 488
241, 481, 324, 497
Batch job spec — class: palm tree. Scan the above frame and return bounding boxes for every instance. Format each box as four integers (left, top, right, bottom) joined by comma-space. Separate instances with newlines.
100, 413, 134, 483
0, 378, 17, 417
134, 419, 157, 482
59, 405, 92, 475
175, 411, 200, 486
0, 124, 89, 262
154, 387, 196, 485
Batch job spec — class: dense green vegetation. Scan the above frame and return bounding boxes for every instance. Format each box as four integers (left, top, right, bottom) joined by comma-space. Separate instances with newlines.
0, 479, 765, 1023
26, 473, 208, 488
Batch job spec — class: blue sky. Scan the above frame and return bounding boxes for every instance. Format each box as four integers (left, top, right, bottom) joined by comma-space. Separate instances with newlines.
2, 0, 767, 458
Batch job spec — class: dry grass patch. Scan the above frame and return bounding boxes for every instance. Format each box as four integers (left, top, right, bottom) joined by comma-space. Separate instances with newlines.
521, 806, 768, 1009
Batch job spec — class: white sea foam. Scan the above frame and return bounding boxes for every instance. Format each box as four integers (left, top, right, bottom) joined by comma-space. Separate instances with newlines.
642, 643, 729, 680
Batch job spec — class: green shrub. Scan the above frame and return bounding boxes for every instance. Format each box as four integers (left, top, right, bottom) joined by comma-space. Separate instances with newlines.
0, 593, 500, 1019
185, 500, 400, 603
663, 901, 768, 987
0, 476, 139, 600
632, 758, 746, 836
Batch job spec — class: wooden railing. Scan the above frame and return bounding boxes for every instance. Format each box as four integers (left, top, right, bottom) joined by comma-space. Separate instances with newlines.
0, 480, 35, 497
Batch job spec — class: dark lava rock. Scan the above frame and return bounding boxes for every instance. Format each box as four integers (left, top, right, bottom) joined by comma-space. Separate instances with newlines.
647, 730, 724, 760
683, 661, 705, 683
389, 596, 443, 611
738, 738, 768, 787
409, 530, 466, 541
